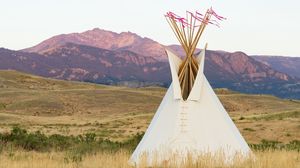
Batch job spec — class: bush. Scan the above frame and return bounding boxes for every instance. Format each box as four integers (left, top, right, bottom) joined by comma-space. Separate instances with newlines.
48, 134, 74, 150
0, 141, 3, 154
78, 133, 97, 143
249, 139, 300, 151
122, 132, 144, 151
0, 127, 144, 153
23, 131, 49, 151
243, 128, 255, 132
239, 116, 245, 120
286, 140, 300, 152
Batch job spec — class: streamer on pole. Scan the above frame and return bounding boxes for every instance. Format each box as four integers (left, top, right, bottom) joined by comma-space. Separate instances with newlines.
165, 8, 226, 100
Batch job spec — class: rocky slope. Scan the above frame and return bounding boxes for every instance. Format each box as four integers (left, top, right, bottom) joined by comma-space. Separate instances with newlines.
2, 44, 170, 87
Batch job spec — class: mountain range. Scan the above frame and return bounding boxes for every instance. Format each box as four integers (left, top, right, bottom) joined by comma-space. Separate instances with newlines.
1, 28, 300, 99
252, 56, 300, 79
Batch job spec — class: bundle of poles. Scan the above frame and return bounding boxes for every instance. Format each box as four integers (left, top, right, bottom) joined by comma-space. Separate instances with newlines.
165, 7, 225, 100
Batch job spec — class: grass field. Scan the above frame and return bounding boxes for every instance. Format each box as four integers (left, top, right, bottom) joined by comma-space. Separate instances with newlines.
0, 70, 300, 167
0, 70, 299, 143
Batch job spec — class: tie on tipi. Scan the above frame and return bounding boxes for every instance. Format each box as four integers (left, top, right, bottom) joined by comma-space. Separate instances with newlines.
130, 7, 251, 165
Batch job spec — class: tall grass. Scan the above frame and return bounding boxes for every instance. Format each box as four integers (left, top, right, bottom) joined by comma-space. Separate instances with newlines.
0, 150, 299, 168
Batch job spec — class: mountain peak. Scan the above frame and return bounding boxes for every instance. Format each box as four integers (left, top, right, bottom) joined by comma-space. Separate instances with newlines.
23, 28, 166, 61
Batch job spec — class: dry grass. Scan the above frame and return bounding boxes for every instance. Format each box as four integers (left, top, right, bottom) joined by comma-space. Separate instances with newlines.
0, 70, 300, 143
0, 150, 299, 168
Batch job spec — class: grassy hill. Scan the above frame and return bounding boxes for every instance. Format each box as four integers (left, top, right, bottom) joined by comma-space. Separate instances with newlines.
0, 70, 299, 143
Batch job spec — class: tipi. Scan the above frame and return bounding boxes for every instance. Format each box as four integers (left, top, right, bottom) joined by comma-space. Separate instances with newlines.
130, 8, 251, 165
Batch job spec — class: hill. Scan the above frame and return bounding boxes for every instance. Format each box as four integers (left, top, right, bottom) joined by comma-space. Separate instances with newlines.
0, 70, 299, 143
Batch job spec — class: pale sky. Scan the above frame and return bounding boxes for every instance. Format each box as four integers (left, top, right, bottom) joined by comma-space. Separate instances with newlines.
0, 0, 299, 56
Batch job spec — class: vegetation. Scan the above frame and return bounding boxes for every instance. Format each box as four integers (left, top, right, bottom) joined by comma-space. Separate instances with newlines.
0, 127, 143, 163
250, 139, 300, 151
0, 71, 299, 144
0, 127, 143, 152
251, 111, 300, 121
0, 127, 299, 159
0, 71, 300, 167
0, 127, 299, 167
0, 149, 299, 168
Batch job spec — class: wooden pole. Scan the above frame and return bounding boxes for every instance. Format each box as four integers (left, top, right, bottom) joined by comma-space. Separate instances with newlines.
165, 10, 212, 100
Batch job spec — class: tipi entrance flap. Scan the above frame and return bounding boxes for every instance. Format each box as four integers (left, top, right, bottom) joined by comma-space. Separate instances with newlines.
166, 48, 183, 100
187, 45, 207, 101
165, 45, 208, 101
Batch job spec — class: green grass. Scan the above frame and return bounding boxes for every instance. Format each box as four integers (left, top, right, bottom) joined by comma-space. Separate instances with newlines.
0, 103, 6, 110
250, 111, 300, 121
249, 139, 300, 151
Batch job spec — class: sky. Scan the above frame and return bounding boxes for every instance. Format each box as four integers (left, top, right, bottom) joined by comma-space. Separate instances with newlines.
0, 0, 299, 56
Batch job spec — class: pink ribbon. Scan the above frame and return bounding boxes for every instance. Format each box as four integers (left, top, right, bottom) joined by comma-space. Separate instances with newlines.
209, 7, 227, 21
166, 11, 190, 28
165, 8, 226, 29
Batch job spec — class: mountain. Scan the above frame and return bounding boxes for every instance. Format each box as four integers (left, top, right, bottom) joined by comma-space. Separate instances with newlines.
204, 51, 300, 99
165, 46, 300, 98
40, 43, 170, 86
167, 45, 294, 82
252, 56, 300, 78
1, 44, 170, 87
23, 28, 167, 61
0, 47, 53, 76
2, 41, 300, 99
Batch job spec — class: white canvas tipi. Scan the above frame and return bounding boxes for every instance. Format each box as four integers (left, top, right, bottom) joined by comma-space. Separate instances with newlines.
130, 8, 251, 165
130, 48, 251, 165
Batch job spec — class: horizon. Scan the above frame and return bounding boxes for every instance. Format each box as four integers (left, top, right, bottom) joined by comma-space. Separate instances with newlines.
0, 0, 300, 57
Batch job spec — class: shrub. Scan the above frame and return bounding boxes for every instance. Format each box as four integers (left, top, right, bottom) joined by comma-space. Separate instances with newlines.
249, 139, 300, 151
48, 134, 74, 151
286, 140, 300, 152
122, 132, 144, 151
0, 127, 144, 154
78, 133, 97, 143
22, 131, 48, 151
243, 128, 255, 132
239, 116, 245, 120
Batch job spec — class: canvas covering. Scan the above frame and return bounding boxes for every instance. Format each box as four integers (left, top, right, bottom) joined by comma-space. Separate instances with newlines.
130, 49, 251, 165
